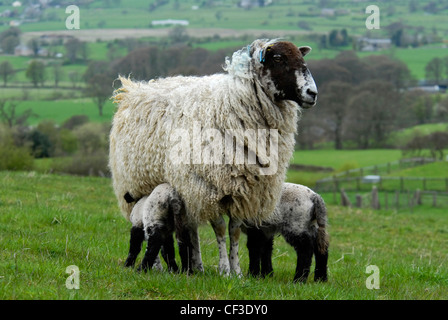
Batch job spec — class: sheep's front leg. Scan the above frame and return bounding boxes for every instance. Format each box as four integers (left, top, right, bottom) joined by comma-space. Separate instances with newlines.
188, 224, 204, 272
210, 216, 230, 275
229, 218, 242, 276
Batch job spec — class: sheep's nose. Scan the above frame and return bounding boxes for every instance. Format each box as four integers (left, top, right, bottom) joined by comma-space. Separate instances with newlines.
306, 88, 317, 100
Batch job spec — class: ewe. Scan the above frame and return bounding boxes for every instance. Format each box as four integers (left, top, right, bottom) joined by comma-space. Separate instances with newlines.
110, 39, 317, 274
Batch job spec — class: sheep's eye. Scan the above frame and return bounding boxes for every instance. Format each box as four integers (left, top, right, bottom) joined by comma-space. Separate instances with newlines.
273, 54, 282, 62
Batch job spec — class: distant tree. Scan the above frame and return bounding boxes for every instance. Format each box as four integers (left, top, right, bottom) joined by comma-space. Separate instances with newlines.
52, 62, 64, 87
364, 55, 413, 89
0, 99, 36, 128
318, 81, 352, 149
0, 27, 21, 54
334, 51, 370, 85
68, 70, 80, 88
27, 38, 40, 57
169, 26, 189, 43
26, 60, 46, 87
425, 57, 444, 85
64, 38, 82, 63
84, 74, 113, 116
328, 29, 349, 47
346, 80, 400, 148
0, 61, 15, 87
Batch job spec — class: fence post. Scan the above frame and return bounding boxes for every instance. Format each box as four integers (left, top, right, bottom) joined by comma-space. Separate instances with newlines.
395, 190, 400, 210
414, 189, 422, 205
356, 194, 362, 208
432, 192, 437, 207
384, 191, 388, 210
372, 186, 380, 210
400, 177, 404, 192
340, 189, 352, 207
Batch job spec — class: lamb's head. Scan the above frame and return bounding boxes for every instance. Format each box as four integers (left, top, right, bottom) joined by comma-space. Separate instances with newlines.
251, 39, 318, 108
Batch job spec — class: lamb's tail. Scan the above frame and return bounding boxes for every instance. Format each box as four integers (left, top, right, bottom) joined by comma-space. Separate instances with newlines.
311, 194, 329, 254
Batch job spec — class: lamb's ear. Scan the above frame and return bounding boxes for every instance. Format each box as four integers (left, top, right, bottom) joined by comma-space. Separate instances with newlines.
299, 46, 312, 57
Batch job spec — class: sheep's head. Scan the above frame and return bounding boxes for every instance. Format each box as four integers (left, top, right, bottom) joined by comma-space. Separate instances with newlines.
252, 40, 318, 108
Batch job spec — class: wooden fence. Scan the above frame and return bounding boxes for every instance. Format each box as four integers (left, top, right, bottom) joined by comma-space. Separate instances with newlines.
332, 157, 435, 178
315, 176, 448, 193
334, 187, 448, 211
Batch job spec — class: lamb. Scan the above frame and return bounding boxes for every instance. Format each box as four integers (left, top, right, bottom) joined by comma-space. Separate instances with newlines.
123, 184, 202, 273
126, 182, 329, 284
244, 183, 329, 283
109, 39, 318, 275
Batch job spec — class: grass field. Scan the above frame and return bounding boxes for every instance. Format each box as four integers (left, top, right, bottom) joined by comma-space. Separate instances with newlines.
0, 171, 447, 300
13, 99, 116, 125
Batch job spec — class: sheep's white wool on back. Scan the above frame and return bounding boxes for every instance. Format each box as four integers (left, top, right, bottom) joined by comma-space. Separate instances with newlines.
109, 39, 299, 225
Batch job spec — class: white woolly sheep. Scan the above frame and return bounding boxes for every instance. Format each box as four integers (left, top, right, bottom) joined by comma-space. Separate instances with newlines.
244, 183, 329, 283
110, 39, 318, 275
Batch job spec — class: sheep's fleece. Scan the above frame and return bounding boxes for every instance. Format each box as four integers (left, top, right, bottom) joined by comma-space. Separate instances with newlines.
109, 39, 300, 225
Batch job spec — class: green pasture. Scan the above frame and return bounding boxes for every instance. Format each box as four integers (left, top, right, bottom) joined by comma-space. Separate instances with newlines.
0, 171, 447, 300
3, 0, 447, 37
291, 149, 403, 171
13, 99, 116, 125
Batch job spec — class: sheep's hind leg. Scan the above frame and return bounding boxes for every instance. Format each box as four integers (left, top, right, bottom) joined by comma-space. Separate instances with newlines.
125, 226, 145, 268
210, 216, 230, 276
229, 218, 242, 276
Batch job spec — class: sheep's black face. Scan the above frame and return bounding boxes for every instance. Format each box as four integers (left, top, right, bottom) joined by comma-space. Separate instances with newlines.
260, 41, 318, 108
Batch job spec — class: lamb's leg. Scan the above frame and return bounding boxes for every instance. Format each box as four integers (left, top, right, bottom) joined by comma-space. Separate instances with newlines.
313, 238, 329, 282
125, 226, 145, 268
246, 227, 263, 277
210, 216, 230, 275
176, 221, 194, 273
229, 218, 242, 276
260, 235, 274, 278
289, 233, 314, 283
160, 234, 179, 272
139, 224, 167, 272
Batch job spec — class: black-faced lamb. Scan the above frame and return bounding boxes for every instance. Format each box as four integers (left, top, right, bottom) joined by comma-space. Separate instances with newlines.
110, 39, 318, 275
244, 183, 329, 283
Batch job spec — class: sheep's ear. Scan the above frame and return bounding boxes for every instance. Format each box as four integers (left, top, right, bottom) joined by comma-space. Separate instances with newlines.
299, 46, 312, 57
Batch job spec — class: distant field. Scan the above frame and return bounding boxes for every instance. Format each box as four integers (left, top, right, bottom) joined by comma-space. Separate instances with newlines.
390, 123, 448, 146
2, 0, 448, 38
14, 99, 116, 125
291, 149, 403, 171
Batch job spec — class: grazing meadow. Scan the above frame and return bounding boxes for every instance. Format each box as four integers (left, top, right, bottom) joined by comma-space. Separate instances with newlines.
0, 171, 446, 300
